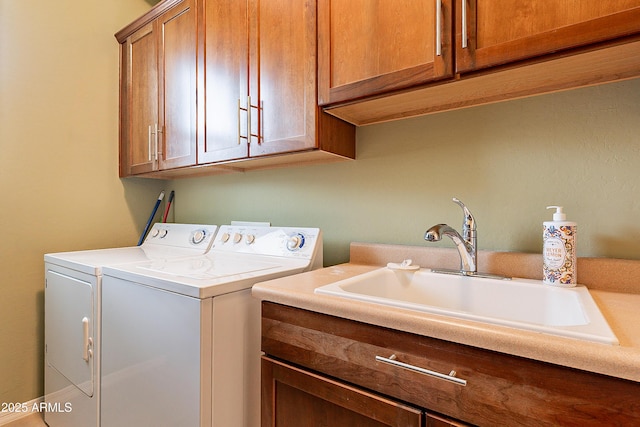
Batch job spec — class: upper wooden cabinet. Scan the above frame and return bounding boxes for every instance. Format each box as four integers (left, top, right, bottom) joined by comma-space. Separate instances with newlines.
117, 0, 197, 177
318, 0, 453, 106
197, 0, 249, 164
159, 0, 197, 170
457, 0, 640, 73
117, 0, 355, 178
249, 0, 322, 158
319, 0, 640, 124
200, 0, 347, 163
123, 22, 157, 175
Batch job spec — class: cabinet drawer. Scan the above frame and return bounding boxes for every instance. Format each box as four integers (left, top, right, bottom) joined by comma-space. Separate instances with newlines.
262, 302, 640, 426
262, 357, 424, 426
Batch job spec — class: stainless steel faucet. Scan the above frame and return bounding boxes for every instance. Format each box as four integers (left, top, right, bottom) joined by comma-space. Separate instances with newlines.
424, 198, 477, 275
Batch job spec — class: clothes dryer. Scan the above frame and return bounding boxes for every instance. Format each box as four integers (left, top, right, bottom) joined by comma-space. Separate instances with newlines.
44, 223, 217, 427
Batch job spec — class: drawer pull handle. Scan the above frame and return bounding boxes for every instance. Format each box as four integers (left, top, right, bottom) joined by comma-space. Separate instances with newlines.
375, 354, 467, 386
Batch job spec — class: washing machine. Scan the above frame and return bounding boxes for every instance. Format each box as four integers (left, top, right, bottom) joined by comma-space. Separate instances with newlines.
43, 223, 217, 427
99, 223, 322, 427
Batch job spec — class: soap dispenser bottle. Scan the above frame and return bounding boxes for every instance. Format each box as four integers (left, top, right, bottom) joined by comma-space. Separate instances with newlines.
543, 206, 577, 287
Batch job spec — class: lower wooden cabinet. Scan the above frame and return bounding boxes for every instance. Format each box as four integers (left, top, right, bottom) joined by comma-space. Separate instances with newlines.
262, 357, 465, 427
262, 357, 425, 426
261, 302, 640, 426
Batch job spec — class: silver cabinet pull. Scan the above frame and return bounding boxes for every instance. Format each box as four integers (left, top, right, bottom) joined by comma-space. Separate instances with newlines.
237, 98, 244, 145
154, 123, 162, 161
436, 0, 442, 56
461, 0, 468, 49
376, 354, 467, 386
238, 96, 254, 145
247, 95, 252, 145
148, 124, 160, 162
148, 125, 153, 162
257, 100, 264, 145
238, 96, 261, 145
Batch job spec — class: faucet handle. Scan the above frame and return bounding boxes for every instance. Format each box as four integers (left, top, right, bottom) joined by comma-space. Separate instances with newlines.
452, 197, 475, 231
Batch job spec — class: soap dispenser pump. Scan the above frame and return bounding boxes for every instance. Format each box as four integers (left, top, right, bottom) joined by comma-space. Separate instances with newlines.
543, 206, 577, 287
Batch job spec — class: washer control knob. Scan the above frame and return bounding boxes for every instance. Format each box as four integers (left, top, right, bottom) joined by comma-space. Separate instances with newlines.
159, 229, 168, 238
191, 229, 207, 245
150, 229, 160, 238
245, 234, 255, 245
233, 233, 243, 244
286, 234, 305, 251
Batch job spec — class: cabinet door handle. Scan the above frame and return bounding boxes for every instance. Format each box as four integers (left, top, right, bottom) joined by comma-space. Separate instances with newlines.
461, 0, 468, 49
238, 97, 254, 145
148, 125, 153, 162
375, 354, 467, 386
154, 123, 162, 161
436, 0, 442, 56
256, 100, 263, 145
247, 95, 252, 145
238, 99, 244, 145
238, 97, 262, 145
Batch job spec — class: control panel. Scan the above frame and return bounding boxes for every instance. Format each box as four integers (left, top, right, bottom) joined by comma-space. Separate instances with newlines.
212, 225, 322, 259
144, 223, 218, 249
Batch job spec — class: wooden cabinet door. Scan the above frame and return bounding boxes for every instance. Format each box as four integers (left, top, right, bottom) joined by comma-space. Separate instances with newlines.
158, 0, 197, 170
248, 0, 319, 157
119, 0, 197, 176
262, 357, 424, 427
198, 0, 249, 163
457, 0, 640, 73
123, 22, 158, 176
318, 0, 454, 106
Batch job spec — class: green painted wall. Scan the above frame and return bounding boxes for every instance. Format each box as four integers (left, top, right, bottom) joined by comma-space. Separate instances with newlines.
172, 79, 640, 266
0, 0, 163, 404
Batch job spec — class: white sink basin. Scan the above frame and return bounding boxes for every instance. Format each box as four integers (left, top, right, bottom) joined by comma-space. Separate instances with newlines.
315, 267, 619, 345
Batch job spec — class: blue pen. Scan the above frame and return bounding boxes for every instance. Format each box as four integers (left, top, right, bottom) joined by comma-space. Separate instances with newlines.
138, 191, 165, 245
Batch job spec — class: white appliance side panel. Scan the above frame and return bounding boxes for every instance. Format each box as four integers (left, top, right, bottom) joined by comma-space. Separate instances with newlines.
101, 276, 207, 427
45, 270, 94, 397
211, 289, 261, 427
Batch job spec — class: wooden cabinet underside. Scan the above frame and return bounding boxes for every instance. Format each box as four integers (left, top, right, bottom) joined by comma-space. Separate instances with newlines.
324, 36, 640, 125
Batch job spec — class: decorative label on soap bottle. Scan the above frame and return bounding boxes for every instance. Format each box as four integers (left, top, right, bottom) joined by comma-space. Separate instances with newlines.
543, 206, 577, 287
543, 224, 576, 286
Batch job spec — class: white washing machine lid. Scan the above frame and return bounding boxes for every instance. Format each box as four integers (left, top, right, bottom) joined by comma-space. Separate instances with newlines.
44, 223, 217, 275
102, 252, 311, 299
44, 246, 205, 276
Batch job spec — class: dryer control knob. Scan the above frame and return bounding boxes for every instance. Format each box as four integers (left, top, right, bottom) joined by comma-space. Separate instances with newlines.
191, 230, 207, 245
221, 232, 230, 243
233, 233, 243, 244
245, 234, 255, 245
286, 234, 305, 251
